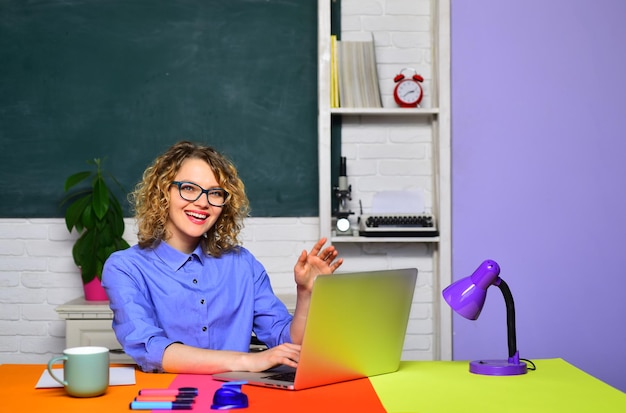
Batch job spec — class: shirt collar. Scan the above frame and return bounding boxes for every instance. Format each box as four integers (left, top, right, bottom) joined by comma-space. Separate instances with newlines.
154, 241, 206, 271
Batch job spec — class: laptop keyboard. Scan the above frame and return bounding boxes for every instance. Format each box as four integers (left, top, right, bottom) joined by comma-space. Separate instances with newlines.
261, 371, 296, 382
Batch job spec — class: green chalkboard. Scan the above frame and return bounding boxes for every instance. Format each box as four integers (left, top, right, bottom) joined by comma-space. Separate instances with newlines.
0, 0, 318, 218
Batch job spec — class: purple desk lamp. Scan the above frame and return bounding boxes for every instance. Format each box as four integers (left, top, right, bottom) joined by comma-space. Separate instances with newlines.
442, 259, 527, 376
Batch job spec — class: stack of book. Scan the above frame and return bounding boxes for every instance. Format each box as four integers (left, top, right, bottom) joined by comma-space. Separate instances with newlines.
331, 35, 382, 108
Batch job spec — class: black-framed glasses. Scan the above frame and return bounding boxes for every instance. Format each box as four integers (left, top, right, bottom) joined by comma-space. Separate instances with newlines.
171, 181, 230, 207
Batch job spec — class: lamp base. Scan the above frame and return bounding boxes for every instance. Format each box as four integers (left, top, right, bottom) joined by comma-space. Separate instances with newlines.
469, 359, 527, 376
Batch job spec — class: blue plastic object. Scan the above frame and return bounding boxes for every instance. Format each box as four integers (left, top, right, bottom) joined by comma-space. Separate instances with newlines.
210, 381, 249, 410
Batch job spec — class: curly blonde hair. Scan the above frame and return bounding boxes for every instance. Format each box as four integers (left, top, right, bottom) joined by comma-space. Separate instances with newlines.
131, 140, 250, 256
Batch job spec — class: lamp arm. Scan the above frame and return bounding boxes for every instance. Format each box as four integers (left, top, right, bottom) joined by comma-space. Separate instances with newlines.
496, 279, 518, 359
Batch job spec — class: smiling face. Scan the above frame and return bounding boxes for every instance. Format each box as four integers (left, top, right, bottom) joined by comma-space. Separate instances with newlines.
165, 157, 224, 253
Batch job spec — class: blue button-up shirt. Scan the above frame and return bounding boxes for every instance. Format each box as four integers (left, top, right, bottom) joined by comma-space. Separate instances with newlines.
102, 241, 293, 372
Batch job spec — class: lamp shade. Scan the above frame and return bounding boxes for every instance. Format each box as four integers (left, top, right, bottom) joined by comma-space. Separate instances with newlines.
442, 260, 501, 320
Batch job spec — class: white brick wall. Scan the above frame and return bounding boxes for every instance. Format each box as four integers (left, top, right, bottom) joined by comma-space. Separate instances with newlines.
0, 0, 438, 365
339, 0, 435, 222
342, 0, 433, 108
0, 216, 435, 363
335, 0, 438, 361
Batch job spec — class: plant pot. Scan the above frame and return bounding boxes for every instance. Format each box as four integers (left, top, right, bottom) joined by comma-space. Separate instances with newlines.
83, 277, 108, 301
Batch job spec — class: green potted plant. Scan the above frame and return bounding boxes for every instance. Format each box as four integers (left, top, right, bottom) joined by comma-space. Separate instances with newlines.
61, 158, 130, 301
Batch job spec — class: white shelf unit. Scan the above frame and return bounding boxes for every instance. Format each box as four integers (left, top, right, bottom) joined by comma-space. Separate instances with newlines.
331, 108, 439, 115
56, 298, 134, 364
317, 0, 452, 360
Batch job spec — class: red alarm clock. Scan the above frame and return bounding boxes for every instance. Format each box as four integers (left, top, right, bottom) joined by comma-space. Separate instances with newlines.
393, 68, 424, 108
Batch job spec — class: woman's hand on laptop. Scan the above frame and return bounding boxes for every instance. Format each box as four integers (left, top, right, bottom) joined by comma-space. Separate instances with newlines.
245, 342, 301, 372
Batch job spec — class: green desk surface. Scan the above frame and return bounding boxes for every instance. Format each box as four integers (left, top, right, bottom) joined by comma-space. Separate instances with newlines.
371, 358, 626, 413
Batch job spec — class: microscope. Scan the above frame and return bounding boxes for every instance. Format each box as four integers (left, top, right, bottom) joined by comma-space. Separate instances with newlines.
333, 157, 354, 234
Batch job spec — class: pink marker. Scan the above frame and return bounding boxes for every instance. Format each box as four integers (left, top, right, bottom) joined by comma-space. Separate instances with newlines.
138, 387, 198, 397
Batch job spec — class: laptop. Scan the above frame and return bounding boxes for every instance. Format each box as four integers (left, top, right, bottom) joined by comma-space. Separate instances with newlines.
212, 268, 417, 390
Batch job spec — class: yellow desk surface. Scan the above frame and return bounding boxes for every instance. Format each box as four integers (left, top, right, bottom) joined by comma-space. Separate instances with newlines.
371, 359, 626, 413
1, 359, 624, 412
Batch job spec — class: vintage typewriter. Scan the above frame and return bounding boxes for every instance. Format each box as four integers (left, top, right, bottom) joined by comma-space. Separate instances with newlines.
358, 213, 438, 237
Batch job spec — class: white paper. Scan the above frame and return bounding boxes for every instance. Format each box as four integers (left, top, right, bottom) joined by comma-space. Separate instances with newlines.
35, 366, 136, 388
371, 190, 425, 214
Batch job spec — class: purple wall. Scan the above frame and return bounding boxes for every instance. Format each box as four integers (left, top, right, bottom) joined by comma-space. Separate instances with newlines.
451, 0, 626, 392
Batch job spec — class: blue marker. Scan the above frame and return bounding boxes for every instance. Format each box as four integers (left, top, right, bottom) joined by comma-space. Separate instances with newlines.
130, 401, 194, 410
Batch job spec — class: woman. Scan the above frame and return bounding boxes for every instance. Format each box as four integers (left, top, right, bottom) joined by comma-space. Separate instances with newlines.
102, 141, 343, 374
